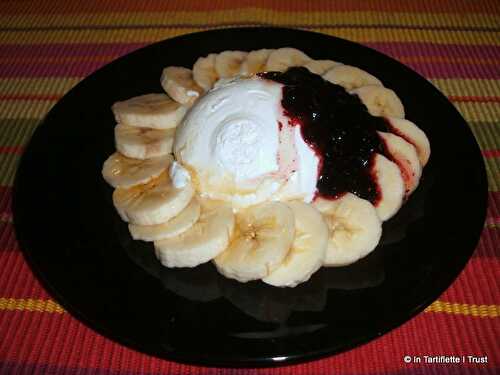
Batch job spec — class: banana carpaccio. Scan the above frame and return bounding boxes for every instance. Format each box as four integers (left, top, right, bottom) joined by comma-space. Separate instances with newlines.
102, 47, 431, 288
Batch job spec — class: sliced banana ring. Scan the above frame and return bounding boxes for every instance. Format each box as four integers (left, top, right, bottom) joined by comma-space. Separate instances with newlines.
113, 171, 194, 226
350, 85, 405, 118
314, 193, 382, 267
102, 152, 171, 189
214, 201, 295, 282
378, 131, 422, 196
266, 47, 312, 72
263, 201, 328, 287
114, 123, 174, 160
206, 178, 284, 210
323, 64, 382, 90
303, 59, 341, 75
215, 50, 248, 78
129, 197, 201, 242
111, 93, 187, 129
154, 199, 235, 268
239, 49, 274, 76
160, 66, 203, 106
372, 153, 405, 221
193, 53, 219, 91
385, 117, 431, 166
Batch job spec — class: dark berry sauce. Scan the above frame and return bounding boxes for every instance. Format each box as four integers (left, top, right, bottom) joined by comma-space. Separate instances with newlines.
259, 67, 390, 203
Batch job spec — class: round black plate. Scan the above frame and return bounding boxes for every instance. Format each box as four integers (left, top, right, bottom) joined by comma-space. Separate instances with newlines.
13, 28, 487, 367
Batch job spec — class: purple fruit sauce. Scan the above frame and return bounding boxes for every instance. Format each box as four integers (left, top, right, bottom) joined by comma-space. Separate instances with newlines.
259, 67, 391, 203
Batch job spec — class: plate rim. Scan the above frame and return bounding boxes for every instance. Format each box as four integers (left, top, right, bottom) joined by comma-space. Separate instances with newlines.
12, 26, 489, 368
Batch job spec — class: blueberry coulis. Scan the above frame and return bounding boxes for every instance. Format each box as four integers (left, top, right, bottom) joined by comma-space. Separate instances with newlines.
259, 67, 391, 204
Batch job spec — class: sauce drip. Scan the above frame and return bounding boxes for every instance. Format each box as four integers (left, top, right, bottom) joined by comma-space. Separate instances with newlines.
259, 67, 389, 203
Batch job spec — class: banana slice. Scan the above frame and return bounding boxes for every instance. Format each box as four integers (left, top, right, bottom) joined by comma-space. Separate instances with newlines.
323, 65, 382, 90
114, 123, 174, 160
154, 199, 235, 268
303, 59, 341, 75
129, 197, 201, 241
265, 47, 312, 72
113, 171, 194, 226
193, 53, 219, 91
313, 193, 382, 266
372, 153, 405, 221
160, 66, 203, 106
111, 93, 187, 130
239, 49, 273, 76
215, 50, 248, 78
214, 201, 295, 282
385, 117, 431, 166
378, 131, 422, 196
209, 178, 284, 210
350, 85, 405, 118
102, 152, 171, 189
263, 201, 328, 287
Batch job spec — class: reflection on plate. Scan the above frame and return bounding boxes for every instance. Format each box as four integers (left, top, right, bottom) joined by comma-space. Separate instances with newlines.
13, 27, 487, 367
120, 217, 386, 323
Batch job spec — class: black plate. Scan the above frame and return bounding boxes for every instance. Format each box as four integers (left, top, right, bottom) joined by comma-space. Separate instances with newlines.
13, 28, 488, 367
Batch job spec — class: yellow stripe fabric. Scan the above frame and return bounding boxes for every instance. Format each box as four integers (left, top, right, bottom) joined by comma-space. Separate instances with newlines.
0, 298, 66, 314
0, 153, 22, 186
0, 56, 114, 64
1, 10, 499, 29
0, 100, 55, 119
1, 78, 499, 99
484, 158, 500, 192
0, 28, 498, 46
0, 78, 80, 96
430, 79, 500, 98
453, 102, 500, 123
1, 98, 497, 124
1, 79, 499, 101
401, 57, 500, 65
425, 301, 499, 318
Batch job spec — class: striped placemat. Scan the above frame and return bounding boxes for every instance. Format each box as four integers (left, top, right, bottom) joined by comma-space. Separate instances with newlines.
0, 1, 498, 374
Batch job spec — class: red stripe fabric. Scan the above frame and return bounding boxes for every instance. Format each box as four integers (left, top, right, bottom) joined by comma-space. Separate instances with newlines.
1, 43, 499, 80
0, 307, 498, 374
1, 55, 498, 80
0, 44, 145, 58
482, 150, 500, 158
0, 146, 25, 153
0, 223, 19, 252
1, 22, 498, 33
454, 97, 500, 104
1, 0, 498, 15
367, 43, 500, 59
2, 43, 499, 60
0, 187, 12, 216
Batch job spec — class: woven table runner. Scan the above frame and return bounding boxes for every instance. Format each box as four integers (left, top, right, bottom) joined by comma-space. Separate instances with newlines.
0, 1, 498, 374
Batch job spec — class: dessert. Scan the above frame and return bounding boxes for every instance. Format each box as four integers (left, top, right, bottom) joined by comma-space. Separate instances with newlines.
172, 77, 318, 207
102, 47, 431, 287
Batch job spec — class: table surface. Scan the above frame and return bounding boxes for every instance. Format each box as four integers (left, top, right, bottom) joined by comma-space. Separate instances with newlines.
0, 1, 498, 374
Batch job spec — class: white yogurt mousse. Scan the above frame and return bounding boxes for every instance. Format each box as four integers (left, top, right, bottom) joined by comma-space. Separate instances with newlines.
173, 76, 319, 208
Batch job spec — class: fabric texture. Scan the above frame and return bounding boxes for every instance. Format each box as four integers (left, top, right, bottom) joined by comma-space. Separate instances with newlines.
0, 0, 498, 373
